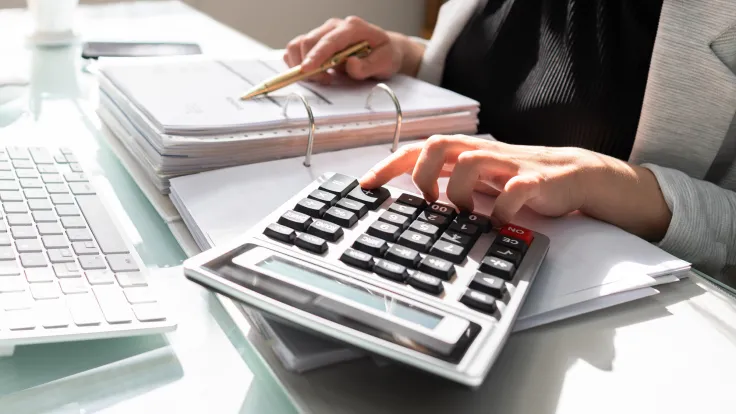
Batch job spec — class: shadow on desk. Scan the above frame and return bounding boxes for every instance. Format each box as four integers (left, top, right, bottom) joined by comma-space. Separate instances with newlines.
254, 280, 705, 414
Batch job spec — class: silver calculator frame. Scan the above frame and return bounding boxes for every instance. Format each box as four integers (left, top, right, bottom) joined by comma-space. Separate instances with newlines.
183, 172, 549, 387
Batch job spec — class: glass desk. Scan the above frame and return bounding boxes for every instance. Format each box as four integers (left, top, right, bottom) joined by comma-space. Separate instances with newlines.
0, 3, 299, 413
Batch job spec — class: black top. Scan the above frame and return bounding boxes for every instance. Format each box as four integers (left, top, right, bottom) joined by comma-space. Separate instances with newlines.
440, 0, 663, 160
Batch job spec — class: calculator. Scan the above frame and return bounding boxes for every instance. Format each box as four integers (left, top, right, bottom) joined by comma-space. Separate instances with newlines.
183, 172, 549, 387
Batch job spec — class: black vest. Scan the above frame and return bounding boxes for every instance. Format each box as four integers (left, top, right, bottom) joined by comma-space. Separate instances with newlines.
440, 0, 663, 161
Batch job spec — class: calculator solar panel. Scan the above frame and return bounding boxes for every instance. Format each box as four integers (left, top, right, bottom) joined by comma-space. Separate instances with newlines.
183, 172, 549, 387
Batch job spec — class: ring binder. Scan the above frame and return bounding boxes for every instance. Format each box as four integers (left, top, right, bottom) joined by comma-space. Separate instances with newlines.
283, 92, 316, 167
365, 83, 403, 152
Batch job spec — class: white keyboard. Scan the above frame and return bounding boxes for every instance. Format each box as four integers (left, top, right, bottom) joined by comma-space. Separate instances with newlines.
0, 146, 175, 353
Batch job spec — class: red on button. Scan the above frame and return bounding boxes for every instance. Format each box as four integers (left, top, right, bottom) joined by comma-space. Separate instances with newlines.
500, 224, 534, 245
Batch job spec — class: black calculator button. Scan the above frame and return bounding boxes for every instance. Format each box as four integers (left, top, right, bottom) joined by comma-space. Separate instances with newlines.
295, 198, 328, 218
418, 255, 456, 280
496, 235, 528, 254
461, 289, 497, 314
456, 212, 491, 233
307, 219, 344, 242
487, 243, 521, 267
479, 256, 515, 281
396, 230, 433, 252
324, 207, 358, 228
449, 221, 479, 237
367, 221, 401, 242
353, 234, 388, 256
295, 233, 328, 254
409, 220, 441, 239
429, 240, 465, 264
388, 203, 419, 219
470, 272, 508, 299
340, 248, 374, 270
385, 245, 420, 268
373, 259, 408, 282
408, 272, 444, 294
278, 210, 313, 231
319, 173, 358, 197
378, 211, 409, 230
396, 193, 427, 209
346, 186, 390, 210
263, 223, 296, 244
308, 189, 338, 206
428, 202, 455, 217
417, 211, 448, 228
336, 198, 368, 218
440, 231, 472, 247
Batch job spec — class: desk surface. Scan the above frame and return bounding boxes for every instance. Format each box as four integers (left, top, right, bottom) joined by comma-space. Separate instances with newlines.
3, 2, 736, 414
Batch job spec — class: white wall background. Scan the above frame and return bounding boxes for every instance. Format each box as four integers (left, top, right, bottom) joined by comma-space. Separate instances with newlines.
0, 0, 425, 48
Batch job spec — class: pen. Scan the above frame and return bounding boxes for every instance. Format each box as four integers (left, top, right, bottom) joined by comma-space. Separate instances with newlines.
240, 41, 372, 100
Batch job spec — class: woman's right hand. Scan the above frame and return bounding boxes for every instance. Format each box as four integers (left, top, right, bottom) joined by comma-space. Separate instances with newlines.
283, 16, 421, 84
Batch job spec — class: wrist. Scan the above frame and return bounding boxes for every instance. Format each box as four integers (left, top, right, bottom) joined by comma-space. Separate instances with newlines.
389, 31, 425, 77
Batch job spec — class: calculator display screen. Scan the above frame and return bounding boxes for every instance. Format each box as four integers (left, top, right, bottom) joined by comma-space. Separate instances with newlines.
257, 256, 443, 330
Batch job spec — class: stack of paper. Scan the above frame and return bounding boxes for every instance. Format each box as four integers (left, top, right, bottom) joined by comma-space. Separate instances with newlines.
168, 138, 691, 373
93, 55, 479, 193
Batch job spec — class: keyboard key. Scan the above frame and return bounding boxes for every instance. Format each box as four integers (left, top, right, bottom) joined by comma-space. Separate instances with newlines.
124, 286, 157, 304
69, 163, 83, 172
16, 239, 42, 253
428, 202, 455, 217
277, 209, 313, 231
352, 234, 388, 256
7, 309, 36, 330
0, 160, 9, 171
67, 228, 92, 241
42, 235, 68, 249
53, 263, 81, 278
479, 256, 515, 281
64, 172, 88, 182
25, 267, 54, 282
2, 290, 33, 310
41, 174, 63, 184
48, 248, 75, 263
20, 252, 47, 267
12, 159, 34, 169
0, 260, 20, 276
373, 259, 408, 282
0, 171, 14, 180
24, 189, 46, 199
307, 219, 344, 242
499, 224, 534, 245
0, 276, 26, 292
65, 194, 124, 252
440, 231, 473, 247
388, 202, 419, 219
37, 164, 57, 173
107, 254, 139, 272
408, 220, 441, 239
29, 147, 53, 164
93, 285, 134, 323
0, 191, 22, 202
449, 221, 479, 237
7, 214, 31, 226
308, 189, 338, 206
378, 211, 409, 230
0, 181, 19, 191
487, 244, 522, 267
319, 173, 358, 197
417, 211, 448, 228
367, 221, 400, 242
45, 183, 68, 194
385, 244, 420, 268
67, 293, 103, 326
5, 202, 29, 214
396, 193, 427, 209
132, 303, 166, 322
50, 194, 74, 204
0, 222, 6, 234
335, 198, 368, 218
429, 240, 465, 264
60, 216, 86, 228
470, 273, 508, 299
0, 246, 15, 260
417, 255, 456, 280
295, 233, 328, 254
37, 299, 71, 328
54, 153, 67, 163
460, 289, 497, 314
11, 226, 37, 239
31, 281, 61, 299
456, 212, 491, 233
346, 186, 390, 210
408, 272, 444, 294
7, 147, 29, 160
55, 204, 79, 216
31, 210, 56, 222
396, 230, 433, 253
263, 223, 296, 244
496, 235, 528, 254
339, 248, 374, 270
19, 178, 43, 188
79, 255, 106, 270
294, 198, 328, 218
86, 269, 116, 285
323, 207, 357, 228
116, 272, 148, 287
0, 234, 9, 246
38, 222, 64, 235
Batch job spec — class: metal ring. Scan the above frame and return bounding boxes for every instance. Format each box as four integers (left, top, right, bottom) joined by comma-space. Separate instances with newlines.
282, 92, 316, 167
365, 83, 402, 152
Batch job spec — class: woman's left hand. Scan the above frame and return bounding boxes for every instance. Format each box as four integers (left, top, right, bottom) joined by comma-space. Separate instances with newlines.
358, 135, 672, 241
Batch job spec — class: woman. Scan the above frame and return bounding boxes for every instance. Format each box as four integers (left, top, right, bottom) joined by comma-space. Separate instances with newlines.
284, 0, 736, 278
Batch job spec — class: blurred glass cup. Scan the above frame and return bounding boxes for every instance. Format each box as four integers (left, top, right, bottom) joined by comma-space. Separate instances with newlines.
26, 0, 80, 44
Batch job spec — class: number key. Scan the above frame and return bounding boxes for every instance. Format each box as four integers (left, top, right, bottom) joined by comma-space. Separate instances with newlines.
428, 202, 455, 217
378, 211, 409, 230
367, 221, 400, 242
429, 240, 465, 264
417, 211, 448, 228
449, 221, 479, 237
396, 230, 432, 253
456, 212, 491, 233
408, 220, 440, 239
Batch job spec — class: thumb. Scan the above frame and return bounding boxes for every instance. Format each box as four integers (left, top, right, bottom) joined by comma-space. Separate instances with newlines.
344, 45, 395, 80
490, 174, 541, 227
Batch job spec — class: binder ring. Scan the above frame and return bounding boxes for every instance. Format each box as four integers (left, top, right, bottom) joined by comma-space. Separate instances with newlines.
282, 92, 316, 167
365, 83, 402, 152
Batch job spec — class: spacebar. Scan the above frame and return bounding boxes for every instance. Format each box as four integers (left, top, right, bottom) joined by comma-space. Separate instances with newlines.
76, 195, 129, 254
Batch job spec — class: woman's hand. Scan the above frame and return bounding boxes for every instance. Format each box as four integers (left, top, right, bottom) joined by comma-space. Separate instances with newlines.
283, 16, 424, 84
358, 135, 673, 241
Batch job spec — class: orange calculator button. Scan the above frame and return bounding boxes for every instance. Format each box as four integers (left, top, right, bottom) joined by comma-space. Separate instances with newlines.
499, 224, 534, 245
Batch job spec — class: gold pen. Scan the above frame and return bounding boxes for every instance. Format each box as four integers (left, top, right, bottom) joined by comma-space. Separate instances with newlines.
240, 41, 372, 100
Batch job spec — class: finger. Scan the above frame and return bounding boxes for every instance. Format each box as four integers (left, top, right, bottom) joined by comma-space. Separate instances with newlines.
358, 142, 424, 188
490, 174, 542, 227
303, 16, 388, 71
285, 35, 304, 68
446, 150, 517, 212
301, 19, 341, 62
412, 135, 482, 202
473, 180, 501, 197
344, 45, 394, 80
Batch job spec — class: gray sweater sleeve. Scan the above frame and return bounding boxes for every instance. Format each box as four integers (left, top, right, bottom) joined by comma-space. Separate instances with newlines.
643, 163, 736, 277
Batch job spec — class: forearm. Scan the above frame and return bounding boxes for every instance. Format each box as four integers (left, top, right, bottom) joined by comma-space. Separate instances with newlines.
388, 31, 425, 77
